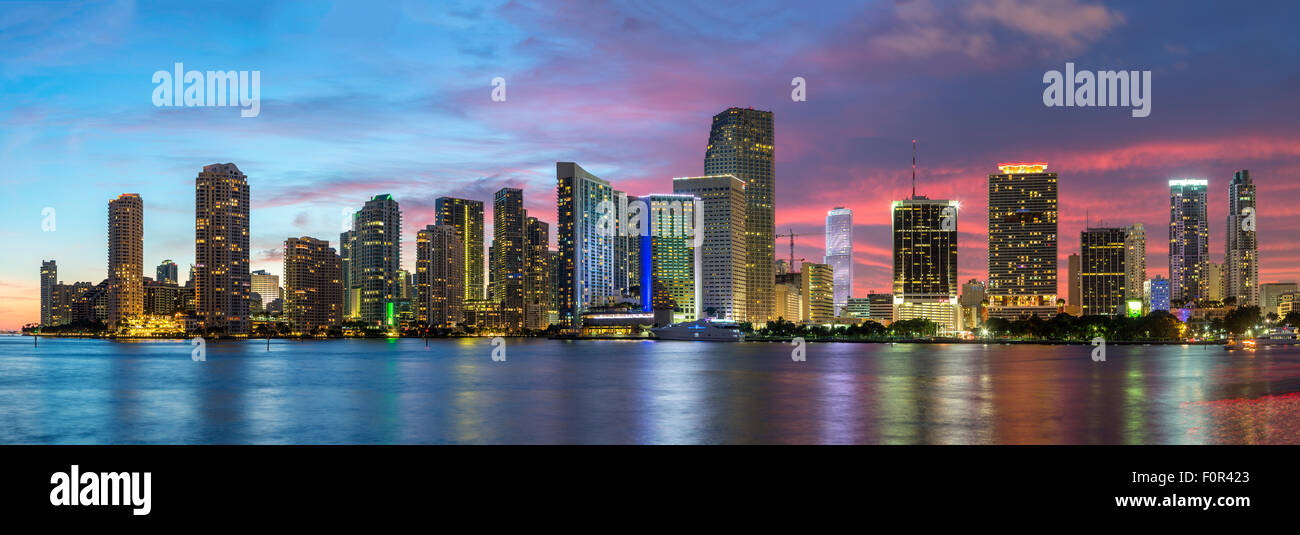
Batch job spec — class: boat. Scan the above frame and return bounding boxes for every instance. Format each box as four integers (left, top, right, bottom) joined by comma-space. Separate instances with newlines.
651, 319, 745, 341
1225, 327, 1300, 350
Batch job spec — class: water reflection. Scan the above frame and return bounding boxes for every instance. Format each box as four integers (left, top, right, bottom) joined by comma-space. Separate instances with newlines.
3, 336, 1300, 444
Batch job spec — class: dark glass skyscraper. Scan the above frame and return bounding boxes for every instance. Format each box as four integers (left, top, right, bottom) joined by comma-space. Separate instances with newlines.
1080, 227, 1126, 315
987, 163, 1058, 319
492, 188, 526, 311
1169, 179, 1209, 303
1225, 170, 1258, 306
892, 197, 959, 329
705, 107, 774, 324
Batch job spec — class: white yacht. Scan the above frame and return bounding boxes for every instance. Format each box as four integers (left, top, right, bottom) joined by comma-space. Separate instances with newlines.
652, 319, 745, 341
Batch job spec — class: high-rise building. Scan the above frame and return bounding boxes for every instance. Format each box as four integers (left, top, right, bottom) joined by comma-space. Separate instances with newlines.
524, 216, 551, 330
705, 107, 774, 325
353, 194, 401, 328
774, 280, 802, 322
250, 269, 281, 304
868, 292, 894, 323
801, 262, 834, 324
1169, 179, 1209, 304
283, 237, 342, 333
416, 224, 464, 329
195, 163, 250, 334
339, 229, 358, 319
892, 197, 960, 330
40, 260, 56, 327
492, 188, 526, 314
1124, 224, 1147, 301
143, 279, 180, 316
673, 175, 747, 321
1260, 282, 1299, 317
1146, 276, 1171, 312
1080, 227, 1127, 316
824, 207, 854, 316
1205, 262, 1226, 302
647, 194, 699, 323
156, 260, 178, 285
959, 279, 987, 327
108, 193, 144, 329
435, 197, 485, 302
548, 249, 562, 319
1225, 170, 1259, 307
556, 162, 618, 326
987, 163, 1058, 319
1066, 253, 1081, 307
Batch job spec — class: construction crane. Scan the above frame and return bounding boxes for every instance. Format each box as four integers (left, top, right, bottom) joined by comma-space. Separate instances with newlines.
775, 228, 802, 270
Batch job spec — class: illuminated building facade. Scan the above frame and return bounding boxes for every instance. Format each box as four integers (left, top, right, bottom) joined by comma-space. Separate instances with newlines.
1225, 170, 1258, 306
524, 216, 551, 330
825, 207, 854, 316
251, 269, 281, 304
435, 197, 485, 301
41, 260, 56, 326
415, 224, 464, 328
195, 163, 250, 334
705, 107, 774, 325
283, 236, 342, 333
1124, 224, 1146, 302
1169, 179, 1209, 303
354, 194, 401, 328
108, 193, 144, 329
648, 194, 699, 323
156, 260, 178, 285
672, 174, 747, 321
987, 163, 1058, 320
892, 196, 960, 330
556, 162, 617, 327
801, 262, 834, 323
1080, 227, 1126, 315
492, 188, 526, 312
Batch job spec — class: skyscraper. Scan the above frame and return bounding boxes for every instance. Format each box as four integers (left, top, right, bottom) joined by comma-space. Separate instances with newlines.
250, 269, 281, 304
1146, 276, 1171, 312
987, 163, 1058, 319
648, 194, 699, 323
825, 207, 854, 317
1080, 227, 1126, 315
705, 107, 774, 325
1066, 253, 1081, 308
1225, 170, 1258, 306
492, 188, 526, 317
415, 224, 463, 328
40, 260, 56, 327
339, 228, 359, 320
435, 197, 485, 302
524, 216, 551, 330
1205, 262, 1226, 302
1124, 224, 1147, 301
195, 163, 250, 334
801, 262, 834, 323
556, 162, 617, 326
1169, 179, 1209, 303
892, 197, 960, 330
156, 259, 179, 285
108, 193, 144, 329
673, 175, 747, 321
283, 237, 342, 333
354, 194, 401, 328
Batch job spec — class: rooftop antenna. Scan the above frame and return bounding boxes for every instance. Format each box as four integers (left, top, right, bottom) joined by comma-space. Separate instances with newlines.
912, 139, 917, 199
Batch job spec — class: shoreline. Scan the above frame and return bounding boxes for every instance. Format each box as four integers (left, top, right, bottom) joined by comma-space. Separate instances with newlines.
16, 332, 1223, 345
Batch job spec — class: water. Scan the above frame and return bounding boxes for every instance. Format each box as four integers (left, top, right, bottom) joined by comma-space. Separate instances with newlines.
2, 336, 1299, 444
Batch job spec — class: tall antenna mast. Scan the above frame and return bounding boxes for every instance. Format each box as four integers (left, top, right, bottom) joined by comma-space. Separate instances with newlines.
911, 138, 917, 199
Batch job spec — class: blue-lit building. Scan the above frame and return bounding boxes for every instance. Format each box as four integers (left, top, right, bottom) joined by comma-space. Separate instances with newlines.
1146, 275, 1171, 312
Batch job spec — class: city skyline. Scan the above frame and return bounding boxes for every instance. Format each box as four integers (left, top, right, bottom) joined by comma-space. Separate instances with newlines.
5, 1, 1300, 329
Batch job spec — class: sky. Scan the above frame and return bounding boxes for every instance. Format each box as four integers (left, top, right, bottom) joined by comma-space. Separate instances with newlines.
2, 0, 1299, 329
